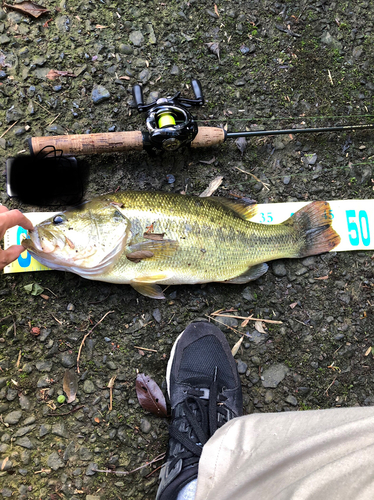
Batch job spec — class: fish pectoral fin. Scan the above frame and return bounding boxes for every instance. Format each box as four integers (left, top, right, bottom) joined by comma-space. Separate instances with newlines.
127, 239, 178, 261
211, 197, 258, 221
130, 281, 165, 299
224, 263, 268, 284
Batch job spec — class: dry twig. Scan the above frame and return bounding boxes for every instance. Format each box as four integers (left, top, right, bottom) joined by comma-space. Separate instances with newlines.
94, 453, 165, 476
235, 166, 270, 191
77, 310, 114, 373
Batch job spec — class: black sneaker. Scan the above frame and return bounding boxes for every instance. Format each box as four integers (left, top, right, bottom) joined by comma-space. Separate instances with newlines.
156, 321, 243, 500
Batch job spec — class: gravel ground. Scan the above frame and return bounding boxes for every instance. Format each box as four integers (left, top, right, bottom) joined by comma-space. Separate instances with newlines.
1, 0, 374, 499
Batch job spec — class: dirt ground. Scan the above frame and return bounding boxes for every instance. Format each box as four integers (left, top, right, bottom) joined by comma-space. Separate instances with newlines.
0, 0, 373, 499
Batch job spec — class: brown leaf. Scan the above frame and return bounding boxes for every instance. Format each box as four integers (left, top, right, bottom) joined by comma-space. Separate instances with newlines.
63, 369, 78, 403
231, 336, 243, 357
136, 373, 167, 417
206, 42, 220, 61
254, 320, 266, 333
4, 2, 50, 18
1, 457, 10, 471
214, 4, 219, 17
290, 302, 298, 309
46, 69, 77, 80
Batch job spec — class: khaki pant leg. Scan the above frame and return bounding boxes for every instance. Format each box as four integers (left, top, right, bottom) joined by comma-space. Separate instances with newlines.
194, 406, 374, 500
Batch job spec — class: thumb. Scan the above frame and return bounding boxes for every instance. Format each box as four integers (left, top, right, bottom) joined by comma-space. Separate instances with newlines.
0, 245, 26, 270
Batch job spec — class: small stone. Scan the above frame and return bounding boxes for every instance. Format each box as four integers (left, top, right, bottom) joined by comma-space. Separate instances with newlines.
23, 416, 36, 425
264, 390, 274, 404
170, 65, 180, 76
0, 458, 12, 471
262, 364, 289, 388
79, 446, 93, 461
217, 316, 239, 330
39, 424, 51, 437
15, 436, 34, 449
237, 359, 248, 374
37, 375, 51, 388
4, 410, 22, 425
285, 395, 298, 406
140, 418, 151, 434
60, 353, 75, 368
14, 425, 35, 437
283, 175, 291, 185
47, 451, 65, 470
129, 30, 144, 46
6, 106, 24, 124
106, 361, 117, 370
152, 308, 161, 323
242, 287, 256, 301
138, 68, 150, 83
118, 44, 133, 54
36, 360, 53, 372
86, 462, 98, 476
0, 377, 7, 389
272, 261, 287, 277
91, 85, 110, 104
52, 422, 69, 438
83, 380, 96, 394
0, 70, 7, 80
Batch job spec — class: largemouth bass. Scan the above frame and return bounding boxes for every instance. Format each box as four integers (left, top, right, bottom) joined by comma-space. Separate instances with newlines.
22, 191, 341, 299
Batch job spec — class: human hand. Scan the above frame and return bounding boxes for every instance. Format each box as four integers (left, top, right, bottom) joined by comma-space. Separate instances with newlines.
0, 205, 33, 270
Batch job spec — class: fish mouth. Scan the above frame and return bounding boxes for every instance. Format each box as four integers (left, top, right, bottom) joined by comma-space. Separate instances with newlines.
22, 229, 57, 254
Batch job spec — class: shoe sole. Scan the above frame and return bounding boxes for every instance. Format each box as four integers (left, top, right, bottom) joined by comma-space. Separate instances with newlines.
166, 329, 184, 398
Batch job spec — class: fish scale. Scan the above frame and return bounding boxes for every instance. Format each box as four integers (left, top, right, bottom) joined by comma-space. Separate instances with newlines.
22, 191, 341, 299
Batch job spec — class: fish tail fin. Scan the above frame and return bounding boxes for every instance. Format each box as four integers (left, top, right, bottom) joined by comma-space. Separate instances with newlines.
287, 201, 341, 258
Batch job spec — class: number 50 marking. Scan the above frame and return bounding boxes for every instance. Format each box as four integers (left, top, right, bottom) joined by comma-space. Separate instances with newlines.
346, 210, 370, 246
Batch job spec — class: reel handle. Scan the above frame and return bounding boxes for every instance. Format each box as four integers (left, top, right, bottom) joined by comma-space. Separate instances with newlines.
191, 79, 204, 105
28, 127, 226, 156
132, 84, 145, 110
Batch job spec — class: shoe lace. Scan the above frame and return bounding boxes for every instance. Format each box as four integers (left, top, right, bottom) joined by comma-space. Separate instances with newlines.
168, 367, 230, 470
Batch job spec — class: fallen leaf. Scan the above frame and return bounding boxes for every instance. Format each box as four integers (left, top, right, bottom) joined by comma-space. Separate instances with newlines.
63, 369, 78, 403
95, 24, 108, 29
365, 346, 372, 356
199, 175, 224, 197
46, 69, 77, 80
206, 42, 220, 61
136, 373, 167, 417
199, 157, 216, 165
4, 1, 50, 18
231, 336, 243, 357
94, 417, 100, 423
107, 376, 116, 389
290, 302, 298, 309
254, 320, 266, 333
0, 457, 10, 471
214, 4, 219, 17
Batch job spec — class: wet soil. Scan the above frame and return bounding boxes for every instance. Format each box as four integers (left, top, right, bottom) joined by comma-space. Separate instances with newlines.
0, 0, 374, 499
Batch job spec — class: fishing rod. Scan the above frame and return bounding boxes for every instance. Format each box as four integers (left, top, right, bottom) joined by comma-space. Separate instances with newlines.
28, 79, 374, 157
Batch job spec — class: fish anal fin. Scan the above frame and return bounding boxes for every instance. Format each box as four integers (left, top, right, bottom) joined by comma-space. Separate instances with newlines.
224, 263, 268, 284
211, 197, 258, 221
130, 282, 165, 299
127, 239, 178, 260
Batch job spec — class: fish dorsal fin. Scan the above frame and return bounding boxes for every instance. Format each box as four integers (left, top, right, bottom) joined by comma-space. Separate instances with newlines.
126, 239, 178, 261
130, 281, 165, 299
211, 197, 258, 221
224, 263, 268, 284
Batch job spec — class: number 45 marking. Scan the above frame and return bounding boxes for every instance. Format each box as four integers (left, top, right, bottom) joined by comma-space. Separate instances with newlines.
346, 210, 370, 246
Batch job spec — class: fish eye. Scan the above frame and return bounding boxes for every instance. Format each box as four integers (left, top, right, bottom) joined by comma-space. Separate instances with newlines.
53, 215, 65, 225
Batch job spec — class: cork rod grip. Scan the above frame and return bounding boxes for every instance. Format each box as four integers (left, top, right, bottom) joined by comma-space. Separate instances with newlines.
190, 127, 226, 148
29, 131, 144, 156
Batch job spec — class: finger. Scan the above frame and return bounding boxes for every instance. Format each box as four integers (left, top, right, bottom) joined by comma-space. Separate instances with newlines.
0, 245, 25, 271
0, 209, 34, 232
0, 205, 9, 214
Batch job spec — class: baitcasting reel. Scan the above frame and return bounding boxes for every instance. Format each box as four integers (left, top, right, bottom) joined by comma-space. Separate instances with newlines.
132, 79, 205, 151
